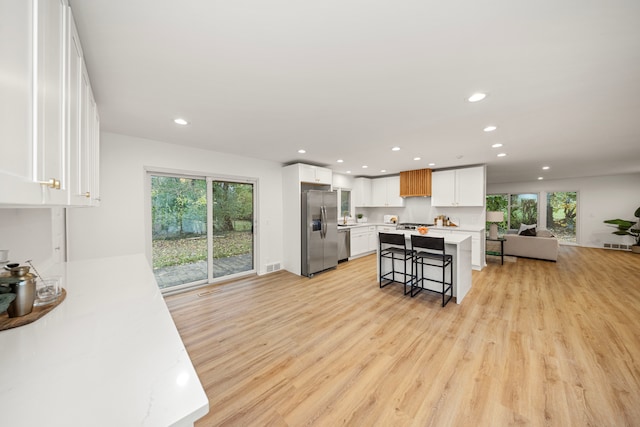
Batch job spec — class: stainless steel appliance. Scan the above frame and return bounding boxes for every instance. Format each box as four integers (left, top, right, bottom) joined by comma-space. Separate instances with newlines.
337, 228, 350, 262
301, 190, 338, 277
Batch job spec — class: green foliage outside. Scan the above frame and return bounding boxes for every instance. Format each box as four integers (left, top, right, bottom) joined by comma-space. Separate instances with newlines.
486, 194, 508, 232
151, 176, 254, 269
547, 192, 577, 242
510, 193, 538, 230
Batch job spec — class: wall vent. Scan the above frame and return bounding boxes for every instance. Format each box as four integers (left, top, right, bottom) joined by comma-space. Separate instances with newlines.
603, 243, 631, 251
266, 262, 281, 273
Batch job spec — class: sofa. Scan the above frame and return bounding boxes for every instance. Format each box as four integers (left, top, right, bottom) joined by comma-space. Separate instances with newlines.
503, 229, 559, 261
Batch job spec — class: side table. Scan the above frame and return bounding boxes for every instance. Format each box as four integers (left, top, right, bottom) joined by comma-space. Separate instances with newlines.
486, 237, 506, 265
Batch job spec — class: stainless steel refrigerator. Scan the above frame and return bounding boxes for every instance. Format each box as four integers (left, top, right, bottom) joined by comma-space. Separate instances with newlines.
301, 190, 338, 277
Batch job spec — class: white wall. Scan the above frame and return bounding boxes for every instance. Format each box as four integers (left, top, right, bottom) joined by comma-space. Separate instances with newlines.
488, 173, 640, 248
67, 132, 284, 275
0, 208, 53, 267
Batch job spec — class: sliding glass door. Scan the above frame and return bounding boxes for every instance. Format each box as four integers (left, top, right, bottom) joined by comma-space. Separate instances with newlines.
150, 173, 256, 291
211, 180, 254, 278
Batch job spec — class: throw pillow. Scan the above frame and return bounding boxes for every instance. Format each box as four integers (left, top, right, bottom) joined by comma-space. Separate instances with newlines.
518, 223, 537, 234
520, 227, 536, 236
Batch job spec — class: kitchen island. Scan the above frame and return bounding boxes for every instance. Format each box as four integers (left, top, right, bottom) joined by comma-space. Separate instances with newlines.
377, 230, 473, 304
0, 254, 208, 427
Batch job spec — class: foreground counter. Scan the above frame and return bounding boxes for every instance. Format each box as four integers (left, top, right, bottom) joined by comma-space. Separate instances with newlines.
377, 231, 473, 304
0, 254, 208, 427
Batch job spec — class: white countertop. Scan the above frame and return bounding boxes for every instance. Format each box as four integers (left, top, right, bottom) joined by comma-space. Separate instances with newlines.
337, 222, 397, 229
388, 229, 472, 245
0, 254, 208, 427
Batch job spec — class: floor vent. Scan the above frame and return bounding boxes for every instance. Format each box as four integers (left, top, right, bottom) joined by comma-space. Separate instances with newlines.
266, 262, 281, 273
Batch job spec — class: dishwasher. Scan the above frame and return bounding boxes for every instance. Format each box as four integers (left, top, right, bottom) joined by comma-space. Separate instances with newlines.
337, 228, 350, 262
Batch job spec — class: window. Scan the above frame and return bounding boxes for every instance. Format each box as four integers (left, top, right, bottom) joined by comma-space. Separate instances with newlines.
340, 189, 351, 217
486, 193, 538, 233
546, 191, 577, 243
510, 193, 538, 230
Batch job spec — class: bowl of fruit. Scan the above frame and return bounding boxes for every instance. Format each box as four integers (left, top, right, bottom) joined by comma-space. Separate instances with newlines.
417, 226, 429, 235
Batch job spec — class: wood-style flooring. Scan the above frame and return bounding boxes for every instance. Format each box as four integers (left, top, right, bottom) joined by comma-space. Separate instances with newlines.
165, 246, 640, 426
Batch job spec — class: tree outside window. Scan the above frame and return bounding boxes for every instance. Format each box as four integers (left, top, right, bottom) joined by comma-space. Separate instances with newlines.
546, 192, 577, 243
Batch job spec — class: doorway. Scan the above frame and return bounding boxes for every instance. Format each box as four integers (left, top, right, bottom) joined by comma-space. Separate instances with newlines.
148, 172, 256, 291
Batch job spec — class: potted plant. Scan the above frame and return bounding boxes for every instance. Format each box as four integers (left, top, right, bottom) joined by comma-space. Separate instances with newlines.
356, 213, 364, 223
604, 206, 640, 253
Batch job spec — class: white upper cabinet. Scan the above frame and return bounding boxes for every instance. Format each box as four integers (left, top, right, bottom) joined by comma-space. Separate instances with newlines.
0, 0, 99, 206
353, 177, 371, 207
432, 166, 485, 207
370, 176, 404, 207
298, 164, 332, 185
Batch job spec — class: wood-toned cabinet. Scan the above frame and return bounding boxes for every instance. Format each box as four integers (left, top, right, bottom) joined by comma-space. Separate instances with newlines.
0, 0, 99, 207
431, 166, 485, 207
400, 168, 432, 197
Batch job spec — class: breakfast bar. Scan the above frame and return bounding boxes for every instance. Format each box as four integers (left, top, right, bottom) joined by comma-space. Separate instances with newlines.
377, 230, 473, 304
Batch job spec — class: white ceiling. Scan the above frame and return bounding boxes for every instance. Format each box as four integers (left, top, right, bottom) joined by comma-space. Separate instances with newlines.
68, 0, 640, 184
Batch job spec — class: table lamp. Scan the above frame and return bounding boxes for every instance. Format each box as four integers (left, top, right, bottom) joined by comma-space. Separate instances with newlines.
487, 211, 504, 239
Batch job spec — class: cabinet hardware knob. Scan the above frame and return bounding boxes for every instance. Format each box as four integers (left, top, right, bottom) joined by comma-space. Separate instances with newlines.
84, 192, 91, 198
38, 178, 60, 189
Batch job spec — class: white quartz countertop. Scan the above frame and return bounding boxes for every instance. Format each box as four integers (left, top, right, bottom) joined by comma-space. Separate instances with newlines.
387, 229, 472, 245
428, 225, 485, 232
0, 254, 208, 427
337, 222, 397, 229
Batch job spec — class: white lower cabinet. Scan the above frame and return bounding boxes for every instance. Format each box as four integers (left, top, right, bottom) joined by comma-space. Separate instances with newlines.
427, 228, 485, 270
350, 226, 377, 257
450, 229, 484, 270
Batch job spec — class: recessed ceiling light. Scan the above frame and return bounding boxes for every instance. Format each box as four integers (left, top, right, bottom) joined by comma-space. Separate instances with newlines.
483, 125, 497, 132
491, 143, 503, 148
346, 170, 351, 174
414, 157, 421, 161
497, 153, 507, 157
337, 159, 344, 163
468, 93, 487, 102
542, 166, 550, 170
538, 177, 544, 180
362, 165, 368, 169
380, 169, 386, 173
174, 118, 189, 125
391, 146, 401, 151
298, 149, 306, 154
428, 163, 435, 166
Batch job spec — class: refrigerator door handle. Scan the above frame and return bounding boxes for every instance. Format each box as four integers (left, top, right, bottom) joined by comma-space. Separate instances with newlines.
321, 205, 327, 239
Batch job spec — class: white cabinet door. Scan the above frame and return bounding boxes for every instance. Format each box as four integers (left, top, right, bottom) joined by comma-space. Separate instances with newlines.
455, 167, 484, 206
370, 179, 387, 207
0, 0, 43, 204
385, 175, 404, 207
36, 0, 68, 205
431, 170, 456, 207
367, 226, 377, 252
299, 164, 332, 184
432, 167, 484, 207
450, 229, 484, 270
353, 178, 371, 207
369, 176, 404, 207
350, 229, 369, 257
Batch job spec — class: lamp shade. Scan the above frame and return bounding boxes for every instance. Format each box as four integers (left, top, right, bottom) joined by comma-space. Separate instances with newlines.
486, 211, 504, 223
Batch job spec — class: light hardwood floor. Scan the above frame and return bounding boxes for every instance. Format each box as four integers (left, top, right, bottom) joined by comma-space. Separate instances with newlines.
165, 246, 640, 426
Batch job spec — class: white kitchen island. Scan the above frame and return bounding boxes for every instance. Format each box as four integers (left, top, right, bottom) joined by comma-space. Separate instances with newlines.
377, 231, 473, 304
0, 254, 208, 427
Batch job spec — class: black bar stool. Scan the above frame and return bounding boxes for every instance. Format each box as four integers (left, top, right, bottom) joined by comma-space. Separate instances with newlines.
379, 232, 415, 294
410, 235, 453, 307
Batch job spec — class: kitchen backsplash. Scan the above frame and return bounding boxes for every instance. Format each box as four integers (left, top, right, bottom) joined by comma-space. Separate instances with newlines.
357, 198, 486, 227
